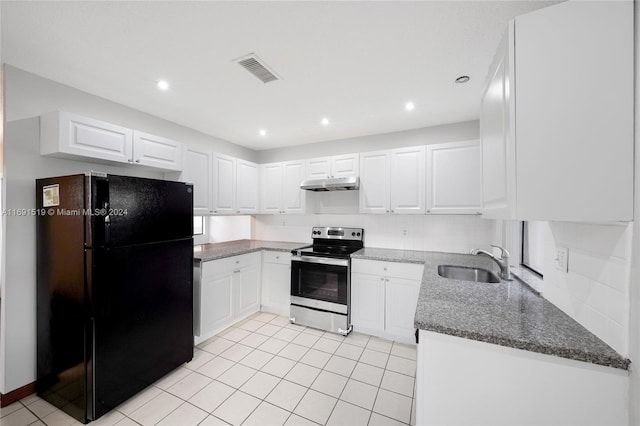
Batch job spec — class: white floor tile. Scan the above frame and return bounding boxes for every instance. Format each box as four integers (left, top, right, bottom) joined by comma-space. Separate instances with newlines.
311, 337, 341, 354
240, 371, 281, 399
368, 412, 406, 426
343, 332, 370, 348
20, 394, 41, 406
285, 324, 307, 333
323, 355, 357, 377
373, 389, 412, 424
24, 398, 58, 418
258, 337, 290, 354
256, 323, 283, 337
351, 362, 384, 387
359, 349, 390, 368
156, 402, 208, 426
284, 414, 319, 426
279, 343, 309, 362
299, 349, 331, 369
261, 356, 297, 378
334, 342, 364, 361
326, 400, 371, 426
243, 401, 290, 426
117, 386, 163, 415
188, 380, 235, 413
212, 391, 261, 426
240, 332, 270, 348
41, 409, 79, 426
154, 367, 191, 390
216, 364, 257, 388
166, 371, 212, 400
254, 312, 278, 323
339, 379, 378, 410
196, 356, 235, 379
240, 349, 275, 370
366, 337, 393, 354
185, 349, 215, 371
264, 380, 307, 411
321, 332, 345, 342
391, 342, 417, 361
1, 407, 38, 426
237, 319, 268, 332
269, 316, 292, 327
220, 328, 252, 343
0, 403, 22, 420
128, 392, 183, 426
201, 337, 234, 355
292, 333, 320, 348
386, 355, 416, 377
310, 370, 348, 398
293, 389, 337, 425
301, 327, 324, 337
89, 409, 125, 426
218, 343, 253, 361
284, 363, 321, 387
199, 415, 230, 426
114, 418, 140, 426
381, 370, 415, 397
273, 328, 301, 342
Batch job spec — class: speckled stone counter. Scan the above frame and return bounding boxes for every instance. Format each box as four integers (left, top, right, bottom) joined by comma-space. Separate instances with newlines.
194, 240, 308, 262
352, 247, 630, 370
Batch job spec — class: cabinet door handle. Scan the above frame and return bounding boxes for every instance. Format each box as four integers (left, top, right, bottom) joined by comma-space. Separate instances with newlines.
135, 159, 141, 163
391, 210, 394, 213
386, 210, 389, 213
380, 277, 385, 281
127, 159, 133, 163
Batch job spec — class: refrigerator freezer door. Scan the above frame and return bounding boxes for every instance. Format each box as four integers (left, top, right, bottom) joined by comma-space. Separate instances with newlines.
90, 238, 193, 419
91, 175, 193, 248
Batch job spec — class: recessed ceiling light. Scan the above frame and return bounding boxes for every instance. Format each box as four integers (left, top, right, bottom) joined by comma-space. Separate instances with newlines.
321, 118, 330, 126
455, 75, 470, 84
259, 129, 267, 137
405, 101, 415, 111
156, 80, 170, 91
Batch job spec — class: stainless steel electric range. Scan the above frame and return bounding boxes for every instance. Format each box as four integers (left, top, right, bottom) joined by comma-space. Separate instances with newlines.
289, 227, 364, 335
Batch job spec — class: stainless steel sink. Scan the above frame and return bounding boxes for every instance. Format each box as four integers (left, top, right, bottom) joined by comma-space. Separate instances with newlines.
437, 265, 501, 283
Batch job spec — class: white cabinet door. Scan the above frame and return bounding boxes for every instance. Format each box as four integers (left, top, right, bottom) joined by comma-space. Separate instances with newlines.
200, 271, 234, 336
182, 147, 212, 215
305, 157, 331, 180
480, 24, 516, 220
262, 252, 291, 316
236, 159, 259, 214
212, 153, 236, 214
385, 277, 420, 339
260, 163, 284, 213
132, 131, 183, 171
359, 151, 390, 214
282, 161, 306, 214
236, 263, 261, 319
40, 111, 133, 164
390, 146, 425, 214
351, 272, 385, 334
426, 140, 482, 214
331, 154, 359, 178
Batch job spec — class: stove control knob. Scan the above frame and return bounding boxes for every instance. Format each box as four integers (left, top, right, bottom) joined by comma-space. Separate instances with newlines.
357, 232, 361, 237
352, 232, 356, 237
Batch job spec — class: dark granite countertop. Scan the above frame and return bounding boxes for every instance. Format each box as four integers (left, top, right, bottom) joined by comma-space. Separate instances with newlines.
352, 247, 630, 370
194, 240, 308, 262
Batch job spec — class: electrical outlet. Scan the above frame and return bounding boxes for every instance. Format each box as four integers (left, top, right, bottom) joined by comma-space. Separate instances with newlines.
555, 247, 569, 273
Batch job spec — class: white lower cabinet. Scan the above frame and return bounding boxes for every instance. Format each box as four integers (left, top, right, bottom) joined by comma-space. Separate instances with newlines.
416, 330, 629, 426
195, 252, 262, 344
261, 251, 291, 316
351, 259, 423, 343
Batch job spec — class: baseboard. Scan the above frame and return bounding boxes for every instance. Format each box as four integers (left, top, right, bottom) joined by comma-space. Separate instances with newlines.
1, 382, 36, 407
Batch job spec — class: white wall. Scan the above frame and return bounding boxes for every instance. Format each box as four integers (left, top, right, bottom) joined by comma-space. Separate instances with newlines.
257, 120, 478, 164
254, 213, 498, 254
541, 222, 632, 356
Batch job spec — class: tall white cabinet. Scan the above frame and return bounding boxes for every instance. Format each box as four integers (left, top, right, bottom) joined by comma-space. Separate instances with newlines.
182, 147, 213, 215
480, 1, 633, 221
260, 160, 306, 214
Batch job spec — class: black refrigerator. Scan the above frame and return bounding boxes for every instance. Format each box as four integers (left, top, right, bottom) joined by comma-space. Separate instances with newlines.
36, 173, 194, 423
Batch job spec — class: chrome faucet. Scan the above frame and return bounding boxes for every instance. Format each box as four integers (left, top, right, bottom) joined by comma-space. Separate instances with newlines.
470, 245, 513, 281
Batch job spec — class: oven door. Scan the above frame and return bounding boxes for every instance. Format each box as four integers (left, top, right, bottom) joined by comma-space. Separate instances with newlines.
290, 255, 349, 314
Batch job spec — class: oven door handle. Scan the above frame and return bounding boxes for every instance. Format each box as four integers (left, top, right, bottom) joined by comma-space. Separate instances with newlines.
291, 255, 349, 267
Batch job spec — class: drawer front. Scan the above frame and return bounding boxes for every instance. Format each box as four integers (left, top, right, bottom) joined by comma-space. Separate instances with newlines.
351, 259, 424, 280
202, 251, 262, 277
263, 250, 291, 264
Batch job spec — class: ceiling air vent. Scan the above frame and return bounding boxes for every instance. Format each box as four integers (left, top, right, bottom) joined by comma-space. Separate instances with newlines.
236, 54, 280, 84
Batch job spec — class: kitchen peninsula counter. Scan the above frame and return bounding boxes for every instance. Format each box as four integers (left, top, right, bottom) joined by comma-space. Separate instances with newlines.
194, 240, 307, 263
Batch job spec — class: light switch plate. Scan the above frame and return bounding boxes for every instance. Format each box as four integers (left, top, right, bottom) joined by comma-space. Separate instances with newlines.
555, 247, 569, 273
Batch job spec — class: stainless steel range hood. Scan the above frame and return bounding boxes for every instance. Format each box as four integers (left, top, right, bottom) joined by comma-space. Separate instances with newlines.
300, 176, 360, 191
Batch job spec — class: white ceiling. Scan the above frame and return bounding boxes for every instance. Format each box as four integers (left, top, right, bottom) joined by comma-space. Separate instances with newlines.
2, 1, 557, 151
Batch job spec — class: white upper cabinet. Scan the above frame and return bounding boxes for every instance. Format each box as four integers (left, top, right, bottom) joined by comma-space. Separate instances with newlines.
259, 160, 306, 214
40, 111, 182, 171
481, 1, 633, 221
182, 147, 212, 215
305, 153, 358, 180
236, 159, 260, 214
360, 147, 425, 214
212, 153, 236, 214
132, 131, 182, 171
426, 140, 481, 215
